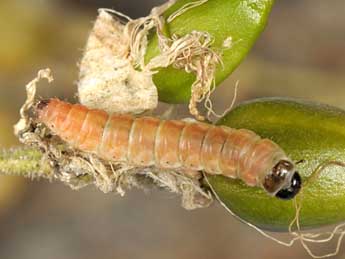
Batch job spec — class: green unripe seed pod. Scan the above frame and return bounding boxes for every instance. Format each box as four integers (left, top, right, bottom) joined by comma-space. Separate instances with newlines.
145, 0, 275, 103
209, 98, 345, 231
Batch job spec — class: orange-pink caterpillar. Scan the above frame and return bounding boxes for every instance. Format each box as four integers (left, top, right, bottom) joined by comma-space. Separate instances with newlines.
36, 98, 301, 199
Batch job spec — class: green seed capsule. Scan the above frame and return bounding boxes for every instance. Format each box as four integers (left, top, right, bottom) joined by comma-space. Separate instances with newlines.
209, 98, 345, 231
145, 0, 275, 103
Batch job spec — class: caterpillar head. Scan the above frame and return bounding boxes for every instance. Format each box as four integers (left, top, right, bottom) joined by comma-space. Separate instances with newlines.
35, 99, 53, 121
263, 160, 302, 200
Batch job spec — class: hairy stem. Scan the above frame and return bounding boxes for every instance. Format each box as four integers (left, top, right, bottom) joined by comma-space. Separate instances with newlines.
0, 147, 52, 179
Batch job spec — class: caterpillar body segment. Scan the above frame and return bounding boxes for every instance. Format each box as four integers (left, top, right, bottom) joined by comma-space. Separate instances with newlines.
36, 98, 301, 200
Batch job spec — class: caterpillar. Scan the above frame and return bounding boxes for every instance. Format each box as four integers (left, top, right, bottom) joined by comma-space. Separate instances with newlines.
36, 98, 301, 200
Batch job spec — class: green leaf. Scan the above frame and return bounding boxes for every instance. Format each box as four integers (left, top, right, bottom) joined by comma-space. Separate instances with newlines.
209, 98, 345, 231
145, 0, 275, 103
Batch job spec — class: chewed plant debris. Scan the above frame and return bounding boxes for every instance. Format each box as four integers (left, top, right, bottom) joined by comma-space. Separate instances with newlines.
78, 0, 231, 120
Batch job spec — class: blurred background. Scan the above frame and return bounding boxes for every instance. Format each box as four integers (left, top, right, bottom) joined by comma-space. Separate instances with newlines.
0, 0, 345, 258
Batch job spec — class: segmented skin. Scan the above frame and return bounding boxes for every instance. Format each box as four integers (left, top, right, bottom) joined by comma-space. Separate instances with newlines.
36, 98, 288, 187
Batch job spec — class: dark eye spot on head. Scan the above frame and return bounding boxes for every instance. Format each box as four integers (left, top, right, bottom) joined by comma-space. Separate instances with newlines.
36, 99, 51, 111
275, 172, 302, 200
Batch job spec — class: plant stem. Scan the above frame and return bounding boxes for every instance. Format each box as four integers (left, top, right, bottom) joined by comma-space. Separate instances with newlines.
0, 147, 52, 179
